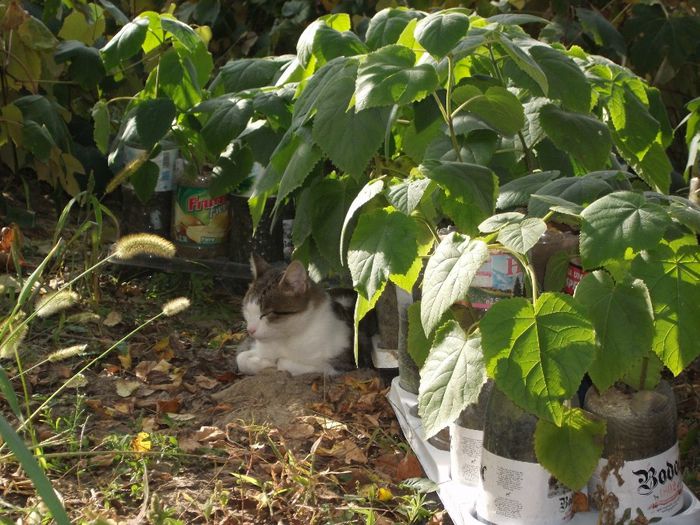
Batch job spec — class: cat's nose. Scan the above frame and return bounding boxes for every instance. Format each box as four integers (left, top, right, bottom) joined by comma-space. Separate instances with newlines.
247, 325, 257, 337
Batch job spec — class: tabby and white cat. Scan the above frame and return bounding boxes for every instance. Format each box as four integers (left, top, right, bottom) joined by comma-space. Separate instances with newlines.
236, 255, 354, 376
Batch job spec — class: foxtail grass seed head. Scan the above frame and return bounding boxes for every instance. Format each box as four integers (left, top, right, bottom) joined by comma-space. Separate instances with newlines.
0, 321, 28, 359
35, 290, 79, 318
113, 233, 176, 260
161, 297, 191, 317
48, 344, 87, 362
64, 373, 88, 389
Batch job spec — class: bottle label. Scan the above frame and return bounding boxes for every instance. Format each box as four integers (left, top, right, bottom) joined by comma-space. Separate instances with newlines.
172, 186, 230, 245
588, 443, 683, 520
563, 259, 586, 295
450, 425, 483, 486
476, 448, 574, 524
124, 145, 177, 192
472, 252, 523, 292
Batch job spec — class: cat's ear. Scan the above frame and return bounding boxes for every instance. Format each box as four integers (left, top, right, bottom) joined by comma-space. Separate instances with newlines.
280, 260, 308, 294
250, 253, 271, 279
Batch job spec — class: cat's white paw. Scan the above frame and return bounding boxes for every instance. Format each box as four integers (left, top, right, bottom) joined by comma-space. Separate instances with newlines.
236, 351, 276, 375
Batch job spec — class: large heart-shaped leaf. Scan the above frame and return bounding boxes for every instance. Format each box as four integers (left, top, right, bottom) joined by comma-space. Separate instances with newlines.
535, 408, 606, 490
199, 97, 253, 156
478, 212, 525, 233
210, 57, 292, 93
418, 321, 487, 438
608, 83, 659, 158
292, 57, 349, 128
348, 207, 420, 302
312, 61, 389, 177
120, 98, 176, 150
574, 271, 654, 391
355, 45, 439, 111
528, 175, 616, 217
273, 129, 323, 203
497, 217, 547, 254
631, 244, 700, 375
385, 178, 432, 215
453, 86, 525, 136
480, 293, 596, 424
579, 191, 671, 268
539, 104, 612, 171
340, 179, 385, 262
421, 232, 489, 335
55, 40, 106, 89
530, 45, 591, 113
414, 10, 469, 58
312, 24, 367, 65
496, 170, 560, 210
420, 160, 497, 233
365, 8, 425, 50
495, 33, 548, 94
100, 17, 148, 70
211, 145, 254, 197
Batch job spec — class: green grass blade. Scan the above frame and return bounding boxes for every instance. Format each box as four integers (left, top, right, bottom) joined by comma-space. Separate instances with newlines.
0, 414, 70, 525
0, 367, 22, 420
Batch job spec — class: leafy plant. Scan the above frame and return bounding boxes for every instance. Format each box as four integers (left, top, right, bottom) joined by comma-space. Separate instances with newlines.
214, 5, 697, 489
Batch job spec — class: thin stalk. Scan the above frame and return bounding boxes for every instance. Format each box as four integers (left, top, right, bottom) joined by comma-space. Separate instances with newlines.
518, 131, 535, 171
444, 55, 463, 162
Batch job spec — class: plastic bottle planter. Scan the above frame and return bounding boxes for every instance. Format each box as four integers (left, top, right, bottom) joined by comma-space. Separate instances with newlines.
584, 382, 683, 521
477, 387, 574, 525
171, 163, 231, 259
395, 285, 420, 396
450, 380, 493, 486
120, 140, 178, 236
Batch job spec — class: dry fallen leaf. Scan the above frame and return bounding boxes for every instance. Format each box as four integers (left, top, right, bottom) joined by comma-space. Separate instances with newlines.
283, 422, 316, 440
117, 347, 132, 370
103, 310, 122, 327
167, 413, 196, 422
156, 398, 181, 414
141, 417, 158, 433
134, 360, 157, 381
327, 440, 367, 464
153, 336, 174, 361
396, 451, 424, 480
194, 426, 226, 443
115, 379, 141, 397
194, 375, 219, 390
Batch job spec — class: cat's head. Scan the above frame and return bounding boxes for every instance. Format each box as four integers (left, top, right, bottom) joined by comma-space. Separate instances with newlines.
242, 254, 325, 340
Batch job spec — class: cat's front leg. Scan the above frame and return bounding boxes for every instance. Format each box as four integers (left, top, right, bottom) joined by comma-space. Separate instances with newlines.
236, 345, 277, 375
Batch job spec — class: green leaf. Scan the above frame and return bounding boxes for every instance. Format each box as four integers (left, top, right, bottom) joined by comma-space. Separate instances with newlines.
120, 98, 176, 150
91, 100, 110, 155
453, 86, 525, 136
292, 57, 349, 128
608, 83, 659, 158
355, 45, 439, 111
535, 408, 606, 490
528, 175, 616, 217
160, 15, 200, 54
481, 293, 596, 424
348, 207, 421, 302
312, 61, 389, 177
54, 40, 105, 89
385, 178, 432, 216
414, 10, 469, 58
543, 251, 572, 292
580, 191, 670, 268
407, 301, 431, 368
478, 212, 525, 233
0, 368, 22, 420
98, 0, 129, 26
530, 46, 591, 113
574, 271, 654, 391
420, 160, 497, 233
496, 170, 560, 210
613, 136, 671, 193
495, 33, 548, 94
312, 24, 368, 65
0, 414, 71, 525
421, 232, 489, 335
418, 322, 487, 438
272, 129, 323, 202
100, 17, 148, 70
199, 98, 253, 156
498, 218, 548, 254
365, 8, 425, 50
340, 179, 385, 263
539, 104, 612, 171
631, 244, 700, 375
211, 145, 254, 196
22, 121, 54, 161
130, 160, 159, 203
14, 95, 70, 151
310, 176, 360, 269
576, 7, 626, 59
210, 57, 291, 92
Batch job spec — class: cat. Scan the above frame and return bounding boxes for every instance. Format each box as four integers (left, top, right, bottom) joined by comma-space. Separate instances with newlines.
236, 254, 356, 376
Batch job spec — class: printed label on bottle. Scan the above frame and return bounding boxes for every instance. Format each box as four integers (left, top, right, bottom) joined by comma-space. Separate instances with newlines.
588, 443, 683, 520
472, 252, 524, 292
450, 425, 483, 486
563, 259, 586, 295
124, 145, 177, 192
476, 448, 573, 525
172, 186, 230, 245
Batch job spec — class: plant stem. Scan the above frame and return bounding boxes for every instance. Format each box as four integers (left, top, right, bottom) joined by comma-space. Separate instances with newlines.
518, 131, 535, 171
444, 55, 463, 162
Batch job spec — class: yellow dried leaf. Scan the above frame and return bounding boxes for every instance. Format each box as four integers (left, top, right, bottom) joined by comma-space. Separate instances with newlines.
131, 432, 151, 453
377, 487, 393, 502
